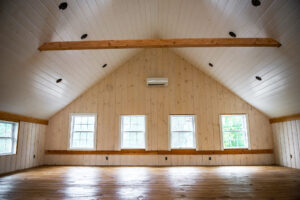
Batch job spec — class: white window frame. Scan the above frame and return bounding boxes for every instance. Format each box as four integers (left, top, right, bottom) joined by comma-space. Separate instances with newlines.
120, 115, 147, 150
0, 120, 19, 156
219, 114, 251, 150
169, 115, 196, 150
68, 113, 97, 150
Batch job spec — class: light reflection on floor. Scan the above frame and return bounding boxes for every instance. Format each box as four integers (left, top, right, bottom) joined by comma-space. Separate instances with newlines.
115, 167, 150, 199
63, 167, 100, 197
166, 167, 202, 187
2, 166, 298, 199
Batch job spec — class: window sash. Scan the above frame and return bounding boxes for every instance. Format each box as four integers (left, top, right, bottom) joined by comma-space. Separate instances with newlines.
0, 121, 18, 155
170, 115, 196, 149
171, 131, 195, 149
121, 131, 145, 149
69, 114, 96, 150
221, 115, 249, 149
120, 116, 146, 149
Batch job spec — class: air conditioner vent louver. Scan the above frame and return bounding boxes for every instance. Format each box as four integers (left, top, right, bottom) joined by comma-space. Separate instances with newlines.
146, 77, 168, 86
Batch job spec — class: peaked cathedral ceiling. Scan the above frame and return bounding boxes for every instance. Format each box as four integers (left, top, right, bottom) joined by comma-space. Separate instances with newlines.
0, 0, 299, 119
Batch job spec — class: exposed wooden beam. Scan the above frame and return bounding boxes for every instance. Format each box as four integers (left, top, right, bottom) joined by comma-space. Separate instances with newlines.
0, 111, 48, 125
270, 113, 300, 123
46, 149, 273, 155
38, 38, 281, 51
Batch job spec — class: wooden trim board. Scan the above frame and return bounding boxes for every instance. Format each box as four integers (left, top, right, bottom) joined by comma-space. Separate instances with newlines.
0, 111, 48, 125
46, 149, 273, 155
39, 38, 281, 51
270, 113, 300, 123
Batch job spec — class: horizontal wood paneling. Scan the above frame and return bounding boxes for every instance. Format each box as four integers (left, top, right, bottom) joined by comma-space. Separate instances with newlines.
0, 111, 48, 125
46, 149, 273, 155
272, 120, 300, 169
44, 154, 274, 166
0, 122, 47, 175
45, 48, 273, 165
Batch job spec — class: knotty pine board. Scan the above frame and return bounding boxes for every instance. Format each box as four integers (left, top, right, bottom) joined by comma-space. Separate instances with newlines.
46, 49, 273, 165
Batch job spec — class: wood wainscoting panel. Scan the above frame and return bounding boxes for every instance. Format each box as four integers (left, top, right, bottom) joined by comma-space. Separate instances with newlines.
272, 120, 300, 169
0, 122, 47, 175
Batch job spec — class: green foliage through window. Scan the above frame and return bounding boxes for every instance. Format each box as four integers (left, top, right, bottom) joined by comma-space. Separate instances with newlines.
221, 115, 248, 149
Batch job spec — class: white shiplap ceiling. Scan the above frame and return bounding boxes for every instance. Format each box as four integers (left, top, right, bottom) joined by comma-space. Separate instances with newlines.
0, 0, 299, 119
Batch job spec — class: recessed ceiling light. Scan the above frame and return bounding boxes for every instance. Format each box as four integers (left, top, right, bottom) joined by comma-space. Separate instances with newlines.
252, 0, 261, 7
229, 31, 237, 38
81, 34, 88, 40
102, 64, 107, 68
58, 2, 68, 10
255, 76, 262, 81
209, 63, 213, 67
56, 78, 63, 83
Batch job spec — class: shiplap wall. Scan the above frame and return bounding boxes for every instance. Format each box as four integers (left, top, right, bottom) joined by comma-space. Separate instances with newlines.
0, 122, 47, 175
45, 49, 274, 165
272, 120, 300, 169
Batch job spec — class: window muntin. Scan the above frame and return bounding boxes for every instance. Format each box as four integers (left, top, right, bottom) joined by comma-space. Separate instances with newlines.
120, 115, 146, 149
69, 114, 97, 150
170, 115, 196, 149
0, 120, 18, 155
220, 114, 249, 149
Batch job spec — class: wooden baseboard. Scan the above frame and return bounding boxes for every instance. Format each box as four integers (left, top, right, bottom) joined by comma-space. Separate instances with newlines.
45, 149, 273, 155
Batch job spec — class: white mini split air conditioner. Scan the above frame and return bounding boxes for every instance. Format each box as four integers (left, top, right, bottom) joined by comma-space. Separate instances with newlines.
146, 77, 168, 86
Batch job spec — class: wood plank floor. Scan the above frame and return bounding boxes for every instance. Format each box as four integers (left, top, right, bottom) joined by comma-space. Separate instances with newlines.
0, 166, 299, 199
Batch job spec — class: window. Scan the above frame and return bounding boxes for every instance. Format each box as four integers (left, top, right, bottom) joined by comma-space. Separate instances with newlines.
170, 115, 196, 149
0, 120, 19, 155
220, 114, 249, 149
69, 114, 97, 150
120, 115, 146, 149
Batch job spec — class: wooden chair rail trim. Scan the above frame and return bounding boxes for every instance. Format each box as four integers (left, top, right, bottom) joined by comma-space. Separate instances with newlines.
38, 38, 281, 51
0, 111, 48, 125
45, 149, 273, 155
270, 113, 300, 123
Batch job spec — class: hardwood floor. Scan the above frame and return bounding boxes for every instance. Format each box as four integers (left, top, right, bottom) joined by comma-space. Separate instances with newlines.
0, 166, 299, 199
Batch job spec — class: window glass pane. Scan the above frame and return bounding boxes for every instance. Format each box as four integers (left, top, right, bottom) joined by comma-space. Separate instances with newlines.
171, 131, 194, 149
221, 115, 248, 149
87, 125, 94, 132
170, 115, 195, 149
81, 124, 88, 131
88, 117, 95, 125
74, 116, 81, 124
81, 117, 88, 124
122, 116, 145, 132
0, 121, 18, 155
171, 116, 194, 131
121, 116, 146, 149
0, 139, 12, 154
70, 115, 96, 149
122, 132, 145, 149
5, 124, 12, 136
0, 123, 5, 137
74, 124, 81, 131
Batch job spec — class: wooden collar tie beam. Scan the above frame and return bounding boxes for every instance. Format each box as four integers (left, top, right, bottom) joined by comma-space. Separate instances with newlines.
38, 38, 281, 51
